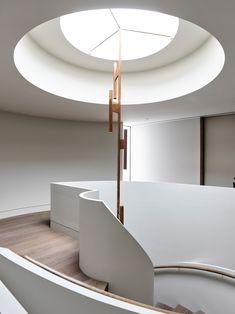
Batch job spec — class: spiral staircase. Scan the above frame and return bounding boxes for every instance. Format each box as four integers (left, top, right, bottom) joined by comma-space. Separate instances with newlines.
1, 180, 235, 314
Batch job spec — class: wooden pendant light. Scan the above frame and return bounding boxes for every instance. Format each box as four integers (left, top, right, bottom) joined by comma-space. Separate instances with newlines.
108, 30, 127, 224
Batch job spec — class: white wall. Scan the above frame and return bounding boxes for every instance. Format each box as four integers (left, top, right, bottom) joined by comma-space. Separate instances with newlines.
130, 118, 200, 184
205, 114, 235, 187
0, 111, 116, 218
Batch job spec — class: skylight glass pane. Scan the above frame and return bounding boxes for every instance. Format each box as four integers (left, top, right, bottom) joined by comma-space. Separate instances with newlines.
60, 9, 179, 61
121, 30, 171, 60
92, 30, 171, 60
111, 9, 179, 37
60, 9, 119, 52
91, 32, 119, 60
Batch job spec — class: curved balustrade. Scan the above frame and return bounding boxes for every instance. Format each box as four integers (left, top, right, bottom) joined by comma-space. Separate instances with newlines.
154, 262, 235, 280
79, 189, 154, 305
24, 255, 172, 314
154, 262, 235, 314
50, 181, 117, 237
120, 181, 235, 269
0, 248, 163, 314
50, 180, 235, 313
51, 180, 235, 270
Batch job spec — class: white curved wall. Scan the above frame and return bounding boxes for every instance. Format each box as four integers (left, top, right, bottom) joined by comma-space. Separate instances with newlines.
51, 181, 117, 236
79, 190, 154, 305
51, 185, 89, 237
0, 248, 159, 314
0, 111, 117, 219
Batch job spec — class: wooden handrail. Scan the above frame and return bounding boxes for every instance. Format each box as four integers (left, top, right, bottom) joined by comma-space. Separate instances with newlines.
154, 262, 235, 280
23, 256, 178, 314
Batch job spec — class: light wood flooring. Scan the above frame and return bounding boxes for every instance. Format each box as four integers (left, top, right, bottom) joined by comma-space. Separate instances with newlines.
0, 211, 106, 289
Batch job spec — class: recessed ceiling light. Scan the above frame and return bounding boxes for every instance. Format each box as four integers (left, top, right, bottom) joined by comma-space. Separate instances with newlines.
60, 9, 179, 61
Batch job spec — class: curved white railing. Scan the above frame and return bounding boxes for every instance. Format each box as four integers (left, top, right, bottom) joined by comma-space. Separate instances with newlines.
0, 248, 162, 314
120, 181, 235, 269
79, 189, 154, 305
50, 180, 235, 313
51, 180, 235, 269
50, 181, 117, 237
154, 262, 235, 314
154, 262, 235, 279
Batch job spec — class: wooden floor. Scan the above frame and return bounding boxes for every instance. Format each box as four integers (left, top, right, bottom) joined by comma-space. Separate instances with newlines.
0, 211, 106, 289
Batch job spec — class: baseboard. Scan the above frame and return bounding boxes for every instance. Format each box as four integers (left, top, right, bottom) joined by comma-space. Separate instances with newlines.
50, 220, 79, 239
0, 204, 50, 219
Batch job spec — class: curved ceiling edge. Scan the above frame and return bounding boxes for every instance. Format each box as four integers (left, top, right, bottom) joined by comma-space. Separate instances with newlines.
14, 20, 225, 106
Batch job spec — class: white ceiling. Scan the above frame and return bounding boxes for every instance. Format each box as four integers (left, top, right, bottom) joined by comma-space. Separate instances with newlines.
1, 0, 235, 124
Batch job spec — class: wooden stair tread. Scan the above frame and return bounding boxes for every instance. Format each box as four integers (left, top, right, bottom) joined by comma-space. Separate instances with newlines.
156, 302, 174, 311
156, 302, 206, 314
72, 273, 108, 291
174, 305, 193, 314
23, 255, 109, 292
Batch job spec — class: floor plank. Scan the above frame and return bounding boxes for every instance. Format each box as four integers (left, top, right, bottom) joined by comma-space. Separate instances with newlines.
0, 211, 107, 290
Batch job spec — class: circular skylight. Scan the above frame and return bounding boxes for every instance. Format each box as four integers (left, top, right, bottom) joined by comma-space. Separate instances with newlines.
60, 9, 179, 61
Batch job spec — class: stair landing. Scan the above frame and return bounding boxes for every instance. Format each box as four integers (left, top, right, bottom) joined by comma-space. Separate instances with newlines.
0, 211, 107, 290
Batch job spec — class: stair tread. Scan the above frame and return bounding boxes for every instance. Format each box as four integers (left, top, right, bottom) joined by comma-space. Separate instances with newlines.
156, 302, 205, 314
23, 255, 108, 291
156, 302, 174, 311
72, 273, 108, 291
174, 304, 194, 314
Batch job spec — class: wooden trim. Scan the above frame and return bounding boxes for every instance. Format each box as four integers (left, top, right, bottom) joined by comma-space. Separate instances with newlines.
154, 262, 235, 280
200, 117, 205, 185
116, 30, 122, 222
109, 90, 113, 132
119, 205, 124, 224
113, 62, 118, 99
123, 129, 128, 170
23, 256, 177, 314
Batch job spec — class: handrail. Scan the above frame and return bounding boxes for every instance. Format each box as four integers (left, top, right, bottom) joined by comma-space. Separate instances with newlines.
23, 255, 178, 314
154, 262, 235, 280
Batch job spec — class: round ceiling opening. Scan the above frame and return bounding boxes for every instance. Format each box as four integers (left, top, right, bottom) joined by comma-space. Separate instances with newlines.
60, 9, 179, 61
14, 7, 225, 106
